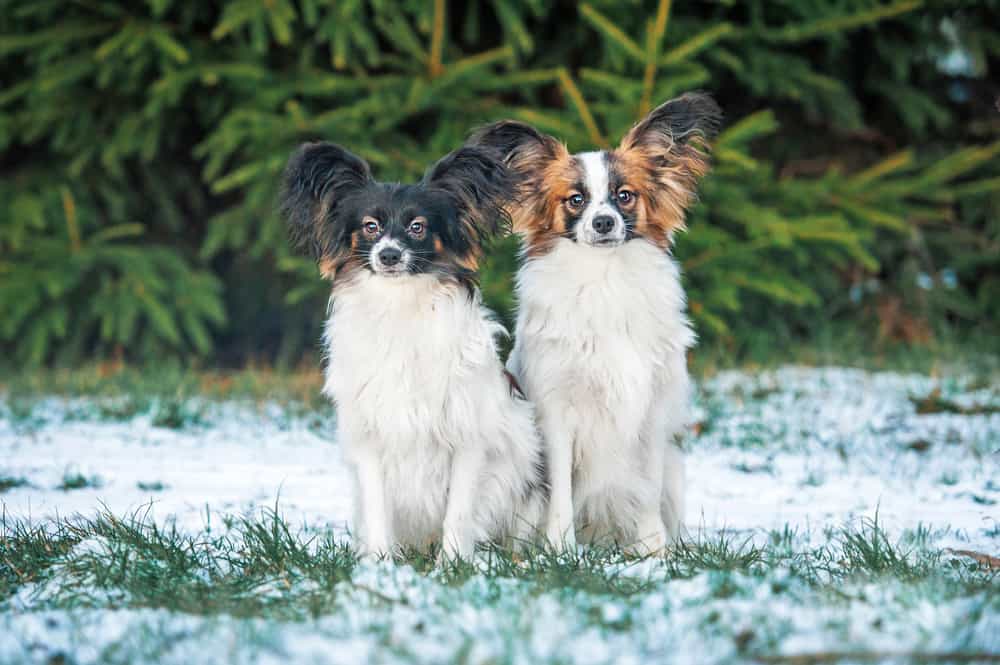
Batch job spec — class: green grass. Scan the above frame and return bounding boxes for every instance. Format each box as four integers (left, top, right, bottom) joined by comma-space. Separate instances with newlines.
692, 325, 1000, 379
2, 331, 996, 425
0, 364, 329, 411
3, 509, 995, 621
58, 471, 102, 491
2, 363, 997, 662
0, 476, 29, 493
0, 365, 336, 437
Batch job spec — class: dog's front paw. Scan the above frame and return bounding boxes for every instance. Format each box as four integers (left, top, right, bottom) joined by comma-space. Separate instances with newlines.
544, 524, 577, 553
627, 516, 670, 558
439, 532, 475, 563
355, 537, 394, 562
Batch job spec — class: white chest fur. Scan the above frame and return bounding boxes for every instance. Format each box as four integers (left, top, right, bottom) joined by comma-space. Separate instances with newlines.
323, 273, 505, 451
321, 272, 543, 554
512, 239, 695, 443
511, 238, 692, 548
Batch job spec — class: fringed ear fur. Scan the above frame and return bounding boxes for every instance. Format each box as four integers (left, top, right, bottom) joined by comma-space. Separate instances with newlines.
422, 146, 515, 257
466, 121, 572, 240
618, 92, 721, 197
467, 120, 567, 185
280, 142, 372, 277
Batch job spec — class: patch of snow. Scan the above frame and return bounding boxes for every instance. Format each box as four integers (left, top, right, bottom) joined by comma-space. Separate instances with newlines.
2, 367, 998, 663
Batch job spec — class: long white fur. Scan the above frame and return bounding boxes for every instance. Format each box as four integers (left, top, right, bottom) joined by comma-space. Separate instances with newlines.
323, 271, 544, 559
509, 209, 694, 553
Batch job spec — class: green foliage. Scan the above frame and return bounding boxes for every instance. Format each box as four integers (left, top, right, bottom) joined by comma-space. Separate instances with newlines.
2, 0, 998, 365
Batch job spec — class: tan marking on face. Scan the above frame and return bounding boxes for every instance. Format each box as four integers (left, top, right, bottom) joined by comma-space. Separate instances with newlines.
510, 145, 580, 257
318, 230, 364, 281
609, 148, 681, 250
318, 257, 338, 280
454, 249, 479, 272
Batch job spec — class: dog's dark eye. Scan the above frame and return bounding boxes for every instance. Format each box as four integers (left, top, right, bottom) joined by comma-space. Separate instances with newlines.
362, 217, 380, 236
408, 217, 426, 236
567, 193, 585, 209
617, 190, 634, 205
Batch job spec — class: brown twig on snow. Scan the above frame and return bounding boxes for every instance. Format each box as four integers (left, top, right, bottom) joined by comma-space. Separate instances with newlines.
753, 652, 1000, 664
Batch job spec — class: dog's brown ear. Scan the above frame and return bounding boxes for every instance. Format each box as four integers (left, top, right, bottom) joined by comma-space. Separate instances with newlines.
619, 92, 721, 180
615, 93, 721, 240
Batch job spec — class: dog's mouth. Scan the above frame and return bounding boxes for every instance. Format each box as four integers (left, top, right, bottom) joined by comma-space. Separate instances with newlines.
373, 266, 408, 277
590, 238, 624, 248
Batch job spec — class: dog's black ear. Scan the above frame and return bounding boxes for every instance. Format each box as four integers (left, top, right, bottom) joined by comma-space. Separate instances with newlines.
468, 121, 555, 161
466, 121, 571, 237
619, 92, 721, 171
467, 120, 565, 176
423, 146, 514, 253
280, 141, 372, 264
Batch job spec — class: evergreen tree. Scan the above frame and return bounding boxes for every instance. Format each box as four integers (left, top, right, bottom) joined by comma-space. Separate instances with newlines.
1, 1, 997, 365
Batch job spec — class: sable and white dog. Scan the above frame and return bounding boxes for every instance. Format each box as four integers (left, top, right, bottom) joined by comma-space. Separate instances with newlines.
281, 143, 546, 559
470, 93, 721, 553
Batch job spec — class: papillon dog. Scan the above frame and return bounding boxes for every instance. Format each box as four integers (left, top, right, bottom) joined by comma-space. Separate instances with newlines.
281, 143, 546, 559
469, 92, 721, 553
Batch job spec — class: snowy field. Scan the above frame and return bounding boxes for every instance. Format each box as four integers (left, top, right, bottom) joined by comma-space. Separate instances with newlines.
2, 367, 998, 664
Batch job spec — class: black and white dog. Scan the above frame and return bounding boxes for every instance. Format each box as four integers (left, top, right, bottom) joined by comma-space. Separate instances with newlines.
281, 143, 545, 559
470, 93, 721, 553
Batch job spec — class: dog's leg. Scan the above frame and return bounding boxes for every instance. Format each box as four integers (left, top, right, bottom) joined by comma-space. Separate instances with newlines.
441, 446, 484, 560
657, 363, 689, 545
543, 423, 576, 551
660, 441, 686, 544
631, 438, 669, 556
353, 449, 392, 557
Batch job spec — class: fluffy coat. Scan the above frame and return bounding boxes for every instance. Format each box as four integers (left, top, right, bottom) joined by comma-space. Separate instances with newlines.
508, 238, 692, 551
324, 272, 544, 557
281, 142, 546, 559
470, 92, 721, 552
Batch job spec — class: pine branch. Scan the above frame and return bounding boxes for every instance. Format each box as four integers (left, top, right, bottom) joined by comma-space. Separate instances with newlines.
60, 188, 81, 254
762, 0, 923, 43
429, 0, 446, 77
661, 23, 734, 65
640, 0, 671, 114
557, 67, 607, 148
578, 4, 644, 61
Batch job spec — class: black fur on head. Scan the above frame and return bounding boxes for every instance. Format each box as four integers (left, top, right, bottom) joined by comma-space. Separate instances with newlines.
281, 142, 372, 262
466, 93, 722, 254
467, 120, 567, 184
280, 142, 514, 284
468, 121, 560, 162
421, 146, 514, 256
466, 120, 573, 244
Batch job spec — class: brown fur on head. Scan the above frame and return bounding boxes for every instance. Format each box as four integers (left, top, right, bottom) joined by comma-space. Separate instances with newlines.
469, 92, 721, 255
467, 121, 573, 255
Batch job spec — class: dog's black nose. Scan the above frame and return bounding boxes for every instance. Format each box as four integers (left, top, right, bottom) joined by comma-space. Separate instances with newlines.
378, 247, 402, 266
593, 215, 615, 235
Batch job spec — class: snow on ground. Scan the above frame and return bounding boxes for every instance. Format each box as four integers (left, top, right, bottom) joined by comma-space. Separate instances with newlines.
3, 568, 996, 665
1, 366, 998, 664
1, 399, 351, 537
2, 366, 997, 549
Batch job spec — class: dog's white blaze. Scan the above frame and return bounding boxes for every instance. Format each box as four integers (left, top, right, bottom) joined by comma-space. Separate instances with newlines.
369, 236, 406, 273
510, 237, 694, 552
576, 151, 625, 245
323, 273, 543, 557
